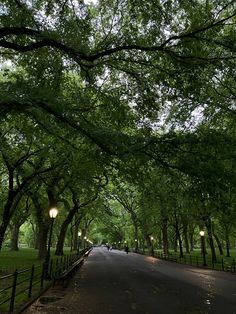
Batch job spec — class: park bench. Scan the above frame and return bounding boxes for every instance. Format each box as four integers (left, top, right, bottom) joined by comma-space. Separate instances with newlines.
54, 256, 84, 287
54, 248, 93, 287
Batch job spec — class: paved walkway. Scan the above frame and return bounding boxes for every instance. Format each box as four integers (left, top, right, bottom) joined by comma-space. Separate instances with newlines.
24, 247, 236, 314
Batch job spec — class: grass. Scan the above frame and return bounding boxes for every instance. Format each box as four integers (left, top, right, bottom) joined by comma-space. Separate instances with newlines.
122, 246, 236, 271
0, 247, 79, 313
0, 249, 41, 275
0, 247, 76, 274
145, 248, 236, 271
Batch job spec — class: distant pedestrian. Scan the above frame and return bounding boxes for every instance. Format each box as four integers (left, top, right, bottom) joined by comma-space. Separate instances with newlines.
125, 245, 129, 254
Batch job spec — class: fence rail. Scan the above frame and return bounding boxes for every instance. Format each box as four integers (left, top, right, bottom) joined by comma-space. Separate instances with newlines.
151, 251, 236, 272
0, 248, 90, 313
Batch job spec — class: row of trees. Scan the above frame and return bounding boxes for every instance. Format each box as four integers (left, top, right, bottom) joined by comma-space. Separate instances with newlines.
0, 0, 235, 261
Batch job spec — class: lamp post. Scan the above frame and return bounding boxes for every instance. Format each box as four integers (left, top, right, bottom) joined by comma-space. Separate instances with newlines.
200, 230, 207, 266
135, 239, 138, 252
44, 207, 58, 279
77, 231, 82, 255
150, 236, 154, 257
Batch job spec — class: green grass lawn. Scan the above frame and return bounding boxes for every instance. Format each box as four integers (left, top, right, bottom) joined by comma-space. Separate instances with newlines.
0, 247, 80, 313
0, 247, 77, 274
151, 248, 236, 271
0, 249, 41, 274
138, 247, 236, 271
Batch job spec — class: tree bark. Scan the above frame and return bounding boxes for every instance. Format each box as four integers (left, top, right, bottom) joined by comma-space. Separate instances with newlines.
176, 224, 184, 258
134, 223, 139, 252
10, 224, 20, 251
162, 218, 169, 256
225, 232, 230, 257
183, 225, 190, 253
37, 222, 49, 260
205, 219, 217, 263
213, 233, 223, 255
174, 212, 183, 258
0, 196, 16, 250
34, 226, 39, 249
145, 235, 154, 256
0, 221, 9, 250
33, 200, 50, 260
73, 222, 79, 251
173, 232, 178, 252
55, 205, 77, 256
189, 230, 194, 251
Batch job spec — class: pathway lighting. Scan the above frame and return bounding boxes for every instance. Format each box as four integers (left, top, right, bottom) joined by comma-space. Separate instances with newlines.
135, 239, 138, 253
200, 230, 207, 266
44, 207, 58, 279
150, 236, 154, 257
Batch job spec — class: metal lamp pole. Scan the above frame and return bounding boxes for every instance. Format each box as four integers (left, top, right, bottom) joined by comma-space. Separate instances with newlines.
200, 230, 207, 266
135, 239, 138, 253
151, 236, 154, 257
44, 207, 58, 279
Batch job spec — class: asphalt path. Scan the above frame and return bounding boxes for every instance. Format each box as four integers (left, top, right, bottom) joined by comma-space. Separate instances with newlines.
24, 247, 236, 314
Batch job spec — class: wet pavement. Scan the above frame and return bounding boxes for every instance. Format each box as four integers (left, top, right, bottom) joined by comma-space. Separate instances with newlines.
23, 247, 236, 314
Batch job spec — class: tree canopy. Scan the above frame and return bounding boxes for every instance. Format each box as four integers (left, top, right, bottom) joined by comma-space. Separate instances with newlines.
0, 0, 235, 260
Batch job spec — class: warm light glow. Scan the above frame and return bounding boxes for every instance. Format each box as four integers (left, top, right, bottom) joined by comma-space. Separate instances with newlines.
49, 208, 58, 219
151, 236, 154, 241
78, 231, 82, 237
84, 236, 87, 240
124, 240, 127, 243
135, 239, 138, 242
200, 230, 205, 236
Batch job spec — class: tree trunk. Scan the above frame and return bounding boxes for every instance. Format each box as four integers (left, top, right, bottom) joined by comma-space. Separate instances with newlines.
10, 224, 20, 251
183, 225, 190, 253
146, 235, 154, 256
34, 226, 39, 249
34, 204, 50, 260
0, 176, 23, 250
205, 219, 217, 263
0, 221, 9, 250
162, 218, 169, 256
73, 223, 79, 251
134, 224, 139, 252
176, 225, 184, 258
173, 232, 178, 252
0, 199, 14, 250
55, 205, 77, 256
174, 212, 183, 258
213, 233, 223, 255
189, 231, 194, 251
225, 232, 230, 257
37, 223, 49, 260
